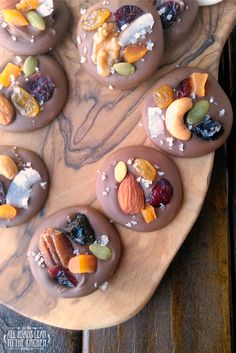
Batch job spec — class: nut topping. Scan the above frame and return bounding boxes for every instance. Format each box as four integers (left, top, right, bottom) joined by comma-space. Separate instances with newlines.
118, 173, 145, 214
0, 93, 14, 126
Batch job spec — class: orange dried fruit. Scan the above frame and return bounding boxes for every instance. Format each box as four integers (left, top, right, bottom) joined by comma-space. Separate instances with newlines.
133, 158, 157, 182
81, 8, 111, 31
153, 85, 174, 109
68, 254, 97, 274
0, 63, 21, 88
141, 204, 157, 224
1, 9, 29, 26
123, 44, 148, 64
16, 0, 40, 11
190, 72, 208, 97
0, 204, 17, 220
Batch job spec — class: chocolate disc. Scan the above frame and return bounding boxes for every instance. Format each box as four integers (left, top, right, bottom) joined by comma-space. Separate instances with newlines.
0, 54, 68, 133
0, 145, 49, 227
153, 0, 199, 47
96, 146, 183, 232
28, 206, 121, 298
0, 1, 70, 55
142, 67, 233, 157
77, 0, 164, 90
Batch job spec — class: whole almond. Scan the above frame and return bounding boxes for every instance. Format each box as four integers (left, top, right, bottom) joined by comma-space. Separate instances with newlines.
118, 173, 145, 214
0, 93, 14, 126
0, 0, 19, 10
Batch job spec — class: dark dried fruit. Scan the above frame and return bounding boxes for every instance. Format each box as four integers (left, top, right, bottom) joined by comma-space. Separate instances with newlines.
48, 265, 78, 288
189, 115, 224, 141
62, 213, 96, 245
0, 181, 6, 205
147, 178, 173, 207
114, 5, 144, 30
176, 77, 192, 99
156, 1, 182, 28
26, 73, 55, 105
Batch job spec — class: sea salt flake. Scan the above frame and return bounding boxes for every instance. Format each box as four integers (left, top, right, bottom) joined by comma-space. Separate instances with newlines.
99, 235, 109, 246
100, 281, 109, 291
219, 109, 225, 117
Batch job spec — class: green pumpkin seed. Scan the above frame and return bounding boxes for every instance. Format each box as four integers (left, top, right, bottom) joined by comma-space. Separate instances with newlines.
23, 56, 39, 77
27, 11, 46, 31
113, 62, 135, 76
89, 244, 112, 261
186, 100, 210, 125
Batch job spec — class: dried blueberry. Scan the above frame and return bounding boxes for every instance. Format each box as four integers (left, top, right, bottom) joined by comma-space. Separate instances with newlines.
176, 77, 192, 99
26, 73, 55, 105
189, 115, 224, 141
48, 265, 78, 288
62, 213, 96, 245
0, 181, 6, 205
147, 178, 173, 207
156, 1, 182, 28
114, 5, 144, 30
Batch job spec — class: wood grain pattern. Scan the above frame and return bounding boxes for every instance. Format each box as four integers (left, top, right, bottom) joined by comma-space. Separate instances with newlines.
0, 1, 235, 330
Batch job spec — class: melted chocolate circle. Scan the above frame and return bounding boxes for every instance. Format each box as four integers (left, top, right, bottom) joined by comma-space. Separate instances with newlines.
96, 146, 183, 232
29, 206, 121, 298
0, 1, 70, 55
0, 145, 49, 227
142, 67, 233, 157
0, 54, 68, 133
77, 0, 164, 90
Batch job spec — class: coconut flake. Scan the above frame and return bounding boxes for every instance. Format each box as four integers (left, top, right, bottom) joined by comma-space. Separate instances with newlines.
37, 0, 54, 17
148, 107, 165, 138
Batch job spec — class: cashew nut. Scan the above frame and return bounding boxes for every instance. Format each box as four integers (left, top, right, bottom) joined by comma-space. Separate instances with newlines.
165, 98, 193, 141
0, 155, 18, 180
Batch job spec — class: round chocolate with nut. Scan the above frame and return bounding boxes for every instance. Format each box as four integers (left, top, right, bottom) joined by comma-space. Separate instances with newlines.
77, 0, 164, 90
96, 146, 183, 232
142, 67, 233, 157
0, 145, 49, 227
28, 206, 121, 298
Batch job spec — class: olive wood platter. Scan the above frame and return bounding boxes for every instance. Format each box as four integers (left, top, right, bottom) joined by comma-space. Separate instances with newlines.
0, 0, 235, 330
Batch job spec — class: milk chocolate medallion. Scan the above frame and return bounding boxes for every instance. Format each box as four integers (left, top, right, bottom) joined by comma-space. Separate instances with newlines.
142, 67, 233, 158
153, 0, 198, 46
0, 145, 49, 227
28, 207, 121, 298
96, 146, 183, 232
77, 0, 164, 90
0, 0, 70, 55
0, 54, 68, 132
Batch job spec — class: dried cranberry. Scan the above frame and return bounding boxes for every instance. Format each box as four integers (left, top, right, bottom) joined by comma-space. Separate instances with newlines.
189, 115, 224, 141
48, 265, 78, 288
147, 178, 173, 207
0, 181, 6, 205
26, 73, 55, 105
156, 1, 182, 28
62, 213, 96, 245
114, 5, 144, 30
176, 77, 192, 99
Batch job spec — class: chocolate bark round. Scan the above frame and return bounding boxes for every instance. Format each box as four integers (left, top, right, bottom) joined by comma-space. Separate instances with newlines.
142, 67, 233, 158
96, 146, 183, 232
28, 206, 121, 298
77, 0, 164, 90
0, 1, 70, 55
0, 54, 68, 133
154, 0, 199, 47
0, 145, 49, 227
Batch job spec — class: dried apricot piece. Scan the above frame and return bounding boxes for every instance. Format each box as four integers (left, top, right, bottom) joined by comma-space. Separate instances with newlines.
190, 72, 208, 97
153, 85, 174, 109
1, 9, 29, 26
133, 158, 157, 181
123, 44, 148, 64
68, 254, 97, 274
81, 8, 111, 31
0, 63, 21, 88
0, 204, 17, 219
16, 0, 40, 11
141, 204, 157, 224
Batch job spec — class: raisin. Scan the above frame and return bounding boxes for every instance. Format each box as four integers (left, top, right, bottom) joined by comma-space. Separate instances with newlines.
153, 84, 174, 109
114, 5, 144, 30
189, 115, 224, 141
147, 178, 173, 207
26, 73, 55, 105
0, 181, 6, 205
48, 265, 78, 288
176, 77, 192, 99
62, 213, 96, 245
156, 1, 182, 28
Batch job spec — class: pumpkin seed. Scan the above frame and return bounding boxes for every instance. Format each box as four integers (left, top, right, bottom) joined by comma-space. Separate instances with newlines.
186, 100, 210, 125
113, 62, 135, 76
27, 11, 46, 31
89, 244, 112, 261
23, 56, 39, 77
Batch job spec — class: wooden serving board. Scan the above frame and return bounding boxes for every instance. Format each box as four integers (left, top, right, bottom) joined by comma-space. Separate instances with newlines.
0, 0, 235, 330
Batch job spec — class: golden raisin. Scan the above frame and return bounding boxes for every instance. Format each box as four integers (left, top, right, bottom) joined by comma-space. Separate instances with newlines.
133, 159, 156, 182
81, 8, 111, 31
153, 85, 174, 109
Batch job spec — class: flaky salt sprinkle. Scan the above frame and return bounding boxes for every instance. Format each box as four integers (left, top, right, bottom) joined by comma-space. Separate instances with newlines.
179, 143, 184, 152
1, 22, 8, 29
11, 35, 17, 42
160, 203, 166, 210
146, 40, 154, 51
219, 109, 226, 117
40, 182, 47, 189
80, 56, 87, 64
30, 35, 35, 43
102, 0, 109, 5
101, 173, 106, 181
109, 84, 114, 90
80, 8, 87, 15
100, 281, 109, 291
127, 158, 134, 165
83, 46, 88, 55
102, 191, 108, 196
99, 235, 109, 246
77, 35, 82, 44
136, 177, 141, 183
94, 282, 98, 288
16, 55, 22, 63
158, 171, 165, 176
